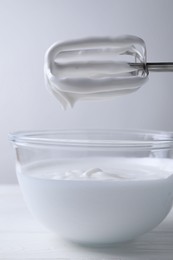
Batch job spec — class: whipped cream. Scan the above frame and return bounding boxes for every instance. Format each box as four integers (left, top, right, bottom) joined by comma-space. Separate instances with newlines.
26, 158, 173, 181
44, 35, 148, 109
51, 168, 131, 180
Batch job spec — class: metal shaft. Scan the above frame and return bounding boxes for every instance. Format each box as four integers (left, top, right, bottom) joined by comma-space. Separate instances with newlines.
130, 62, 173, 72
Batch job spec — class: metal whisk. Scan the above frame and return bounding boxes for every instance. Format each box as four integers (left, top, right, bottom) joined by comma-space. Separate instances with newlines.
44, 35, 173, 109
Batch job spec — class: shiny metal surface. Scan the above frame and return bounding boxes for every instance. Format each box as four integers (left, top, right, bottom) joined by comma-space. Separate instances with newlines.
130, 62, 173, 72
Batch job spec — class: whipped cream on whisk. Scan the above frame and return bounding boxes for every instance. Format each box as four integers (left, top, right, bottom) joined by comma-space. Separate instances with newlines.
44, 35, 148, 109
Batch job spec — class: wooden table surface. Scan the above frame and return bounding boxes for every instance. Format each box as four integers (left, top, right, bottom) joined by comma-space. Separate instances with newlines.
0, 185, 173, 259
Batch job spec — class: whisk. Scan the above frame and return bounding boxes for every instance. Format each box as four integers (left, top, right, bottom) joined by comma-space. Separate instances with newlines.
44, 35, 173, 109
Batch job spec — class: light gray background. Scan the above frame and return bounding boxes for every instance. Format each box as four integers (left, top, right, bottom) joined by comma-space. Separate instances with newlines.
1, 0, 173, 183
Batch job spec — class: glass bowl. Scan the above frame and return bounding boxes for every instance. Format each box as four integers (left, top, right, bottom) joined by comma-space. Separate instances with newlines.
9, 129, 173, 245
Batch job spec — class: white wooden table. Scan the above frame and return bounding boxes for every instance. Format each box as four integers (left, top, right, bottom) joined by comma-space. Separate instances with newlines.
0, 185, 173, 259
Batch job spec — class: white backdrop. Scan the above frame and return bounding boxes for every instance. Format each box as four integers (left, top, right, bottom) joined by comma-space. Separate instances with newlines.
1, 0, 173, 183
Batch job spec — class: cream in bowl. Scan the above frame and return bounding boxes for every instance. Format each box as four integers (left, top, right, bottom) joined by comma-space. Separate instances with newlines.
9, 130, 173, 245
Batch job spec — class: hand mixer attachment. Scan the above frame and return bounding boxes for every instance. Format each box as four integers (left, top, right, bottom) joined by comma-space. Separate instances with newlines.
44, 35, 173, 109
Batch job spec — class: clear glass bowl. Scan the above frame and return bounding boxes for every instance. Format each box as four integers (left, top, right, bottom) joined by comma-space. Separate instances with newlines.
9, 130, 173, 245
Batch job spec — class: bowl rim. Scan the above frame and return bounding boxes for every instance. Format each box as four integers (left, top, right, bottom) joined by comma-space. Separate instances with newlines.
8, 129, 173, 149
